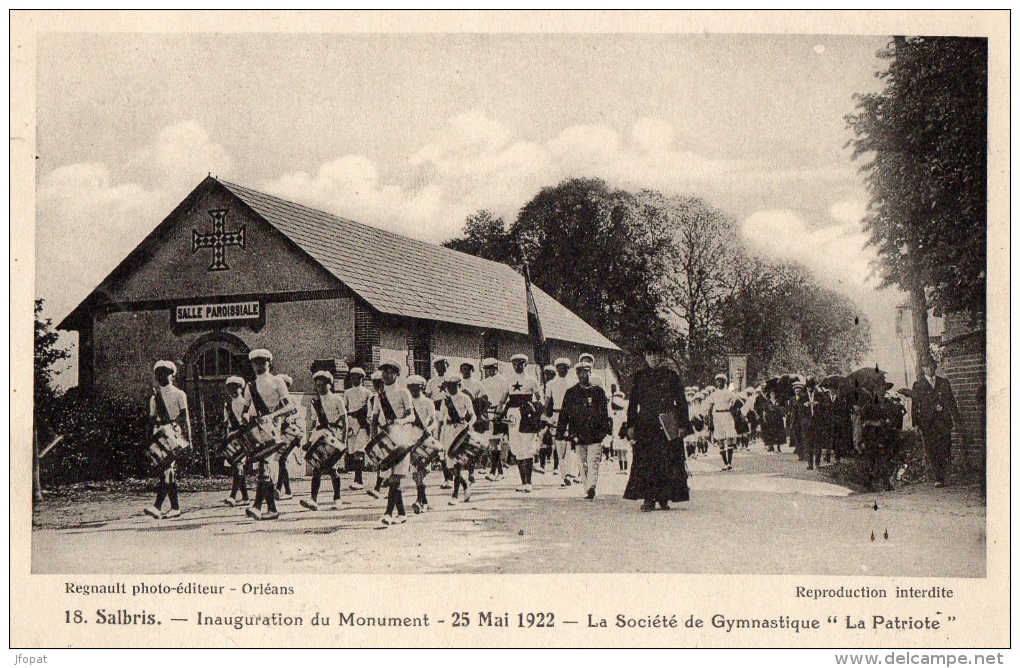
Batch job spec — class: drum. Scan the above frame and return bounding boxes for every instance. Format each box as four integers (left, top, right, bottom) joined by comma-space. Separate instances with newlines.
306, 429, 347, 472
147, 424, 188, 472
251, 439, 283, 462
447, 428, 485, 467
410, 435, 442, 471
367, 423, 423, 471
220, 434, 250, 467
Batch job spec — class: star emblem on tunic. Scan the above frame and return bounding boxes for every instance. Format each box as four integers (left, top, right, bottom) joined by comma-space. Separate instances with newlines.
512, 382, 523, 391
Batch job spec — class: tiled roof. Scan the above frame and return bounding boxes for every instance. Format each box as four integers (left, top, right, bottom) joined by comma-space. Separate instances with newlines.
221, 180, 618, 350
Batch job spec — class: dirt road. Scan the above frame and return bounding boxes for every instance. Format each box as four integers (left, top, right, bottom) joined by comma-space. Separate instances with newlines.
32, 449, 985, 576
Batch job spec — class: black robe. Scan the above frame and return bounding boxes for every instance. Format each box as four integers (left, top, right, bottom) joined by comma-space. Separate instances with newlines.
623, 364, 691, 503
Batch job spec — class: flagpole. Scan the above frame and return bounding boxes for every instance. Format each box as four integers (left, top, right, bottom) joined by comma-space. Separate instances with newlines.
517, 243, 549, 389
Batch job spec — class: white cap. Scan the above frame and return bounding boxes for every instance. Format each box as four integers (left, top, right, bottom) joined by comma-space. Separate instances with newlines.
554, 357, 572, 367
225, 375, 245, 387
579, 353, 595, 364
154, 360, 177, 374
348, 367, 366, 377
574, 361, 592, 371
249, 349, 273, 361
444, 372, 463, 384
406, 374, 427, 387
433, 356, 449, 365
459, 360, 476, 370
510, 353, 529, 363
482, 357, 499, 368
543, 364, 556, 373
370, 371, 383, 381
715, 373, 728, 382
378, 361, 402, 373
312, 370, 333, 384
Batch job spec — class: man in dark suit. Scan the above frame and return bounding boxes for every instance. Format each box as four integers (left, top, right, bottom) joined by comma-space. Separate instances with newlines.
911, 358, 962, 487
797, 377, 834, 470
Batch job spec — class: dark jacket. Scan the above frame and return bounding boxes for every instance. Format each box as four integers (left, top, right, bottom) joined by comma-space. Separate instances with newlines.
911, 375, 961, 436
626, 365, 690, 443
556, 383, 610, 445
793, 388, 834, 446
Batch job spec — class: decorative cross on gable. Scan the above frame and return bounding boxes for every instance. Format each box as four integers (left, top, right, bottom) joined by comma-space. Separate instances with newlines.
192, 209, 245, 271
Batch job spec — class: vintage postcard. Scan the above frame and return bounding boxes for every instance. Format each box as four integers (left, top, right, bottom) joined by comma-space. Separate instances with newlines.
10, 10, 1009, 652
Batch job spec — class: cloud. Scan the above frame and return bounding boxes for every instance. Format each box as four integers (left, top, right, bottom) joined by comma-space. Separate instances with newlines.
265, 112, 748, 243
741, 205, 873, 289
36, 121, 232, 322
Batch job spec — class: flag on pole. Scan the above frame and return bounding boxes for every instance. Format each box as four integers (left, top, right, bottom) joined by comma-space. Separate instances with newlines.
518, 245, 549, 370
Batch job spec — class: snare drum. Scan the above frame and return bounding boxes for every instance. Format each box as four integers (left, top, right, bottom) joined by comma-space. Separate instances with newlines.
306, 429, 347, 472
447, 428, 485, 467
220, 433, 250, 467
147, 424, 188, 472
410, 435, 442, 471
367, 423, 422, 472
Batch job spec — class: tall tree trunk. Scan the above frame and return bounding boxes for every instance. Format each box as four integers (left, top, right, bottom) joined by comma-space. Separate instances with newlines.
33, 424, 43, 502
909, 278, 932, 380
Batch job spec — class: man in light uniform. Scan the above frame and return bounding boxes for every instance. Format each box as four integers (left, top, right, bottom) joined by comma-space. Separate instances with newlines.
366, 370, 389, 498
145, 361, 192, 519
222, 375, 251, 507
425, 356, 454, 487
406, 375, 438, 513
300, 370, 347, 512
373, 361, 415, 524
244, 349, 291, 520
438, 372, 477, 504
705, 373, 739, 471
343, 367, 371, 490
481, 357, 508, 481
544, 357, 573, 484
536, 364, 557, 474
500, 353, 542, 492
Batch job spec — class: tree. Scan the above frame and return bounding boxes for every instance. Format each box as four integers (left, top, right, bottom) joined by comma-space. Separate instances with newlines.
34, 298, 71, 499
846, 36, 987, 375
719, 260, 872, 383
442, 210, 515, 263
644, 192, 745, 381
444, 178, 677, 384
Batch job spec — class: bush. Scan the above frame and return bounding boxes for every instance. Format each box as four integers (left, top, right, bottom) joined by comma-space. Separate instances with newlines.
39, 389, 214, 486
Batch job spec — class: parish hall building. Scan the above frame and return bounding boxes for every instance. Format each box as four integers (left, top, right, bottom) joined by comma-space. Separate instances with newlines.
58, 177, 620, 412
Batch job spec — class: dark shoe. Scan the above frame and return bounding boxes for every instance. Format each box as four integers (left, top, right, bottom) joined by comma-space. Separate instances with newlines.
658, 501, 670, 510
586, 487, 596, 500
807, 464, 814, 470
640, 501, 656, 512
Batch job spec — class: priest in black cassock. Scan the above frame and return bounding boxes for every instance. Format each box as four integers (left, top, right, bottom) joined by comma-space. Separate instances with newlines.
624, 339, 691, 511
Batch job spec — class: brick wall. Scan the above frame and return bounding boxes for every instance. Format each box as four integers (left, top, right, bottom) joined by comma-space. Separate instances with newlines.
940, 312, 986, 470
354, 301, 380, 373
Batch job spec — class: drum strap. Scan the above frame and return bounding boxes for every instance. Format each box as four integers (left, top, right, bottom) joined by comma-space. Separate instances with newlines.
225, 400, 243, 430
154, 387, 173, 425
247, 382, 271, 416
444, 395, 464, 425
313, 396, 340, 431
378, 389, 398, 424
411, 405, 426, 430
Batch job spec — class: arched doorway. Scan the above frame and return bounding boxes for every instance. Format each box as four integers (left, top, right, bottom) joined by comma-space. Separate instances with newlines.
180, 333, 252, 475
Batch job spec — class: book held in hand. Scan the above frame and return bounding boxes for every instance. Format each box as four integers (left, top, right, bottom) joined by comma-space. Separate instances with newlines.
658, 412, 682, 443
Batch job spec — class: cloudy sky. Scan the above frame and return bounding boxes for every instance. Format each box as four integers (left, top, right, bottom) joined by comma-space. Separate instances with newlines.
35, 31, 909, 383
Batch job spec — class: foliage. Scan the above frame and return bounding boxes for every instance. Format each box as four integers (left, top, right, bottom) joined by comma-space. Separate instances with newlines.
846, 37, 987, 318
645, 192, 745, 381
444, 178, 872, 389
34, 298, 71, 427
40, 388, 211, 486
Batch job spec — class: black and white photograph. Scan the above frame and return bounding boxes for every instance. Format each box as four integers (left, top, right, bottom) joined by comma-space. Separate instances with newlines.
12, 11, 1008, 652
